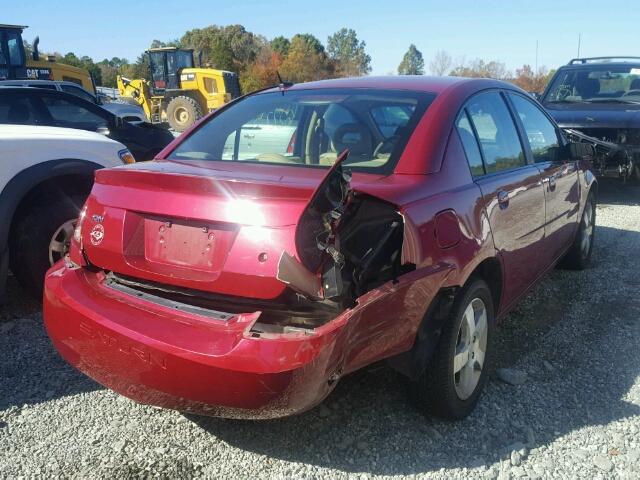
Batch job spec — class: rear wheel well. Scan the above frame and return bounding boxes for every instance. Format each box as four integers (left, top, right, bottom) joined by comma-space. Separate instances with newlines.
9, 174, 92, 250
469, 257, 503, 316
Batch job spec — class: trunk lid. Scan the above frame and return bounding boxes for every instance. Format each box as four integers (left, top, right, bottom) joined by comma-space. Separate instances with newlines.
80, 160, 385, 299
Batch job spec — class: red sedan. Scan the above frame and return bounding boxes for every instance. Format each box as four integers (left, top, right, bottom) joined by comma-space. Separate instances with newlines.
43, 76, 597, 420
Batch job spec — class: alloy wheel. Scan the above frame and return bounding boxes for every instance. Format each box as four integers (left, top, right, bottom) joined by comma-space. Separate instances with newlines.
581, 201, 594, 257
49, 219, 76, 266
453, 297, 488, 400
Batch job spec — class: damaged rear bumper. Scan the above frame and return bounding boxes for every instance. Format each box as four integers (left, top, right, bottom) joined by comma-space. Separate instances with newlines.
44, 262, 451, 418
43, 265, 347, 419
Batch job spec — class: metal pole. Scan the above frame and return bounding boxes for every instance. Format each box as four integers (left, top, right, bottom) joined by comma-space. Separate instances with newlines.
535, 40, 539, 73
577, 34, 581, 58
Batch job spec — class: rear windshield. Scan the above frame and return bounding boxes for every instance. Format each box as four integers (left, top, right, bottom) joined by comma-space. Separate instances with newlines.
170, 88, 435, 173
544, 65, 640, 102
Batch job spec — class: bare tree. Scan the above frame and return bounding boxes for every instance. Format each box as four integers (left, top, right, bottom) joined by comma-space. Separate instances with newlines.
429, 50, 452, 76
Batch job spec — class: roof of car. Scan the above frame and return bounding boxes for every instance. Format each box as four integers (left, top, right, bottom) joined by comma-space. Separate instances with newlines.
560, 60, 640, 69
262, 75, 508, 95
0, 79, 89, 88
0, 86, 100, 103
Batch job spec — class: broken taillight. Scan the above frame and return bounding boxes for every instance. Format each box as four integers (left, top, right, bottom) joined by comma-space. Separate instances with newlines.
73, 205, 87, 243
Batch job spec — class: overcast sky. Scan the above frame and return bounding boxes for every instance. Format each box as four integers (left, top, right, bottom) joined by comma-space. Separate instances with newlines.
6, 0, 640, 74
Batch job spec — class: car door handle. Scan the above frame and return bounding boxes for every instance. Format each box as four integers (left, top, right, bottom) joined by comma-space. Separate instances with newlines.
497, 190, 509, 209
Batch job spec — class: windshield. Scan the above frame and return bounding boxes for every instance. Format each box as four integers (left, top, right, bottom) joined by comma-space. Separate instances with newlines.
170, 88, 435, 173
544, 66, 640, 103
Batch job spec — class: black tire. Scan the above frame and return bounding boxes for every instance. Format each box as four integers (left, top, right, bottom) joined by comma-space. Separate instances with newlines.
411, 278, 494, 420
166, 96, 203, 132
9, 195, 85, 297
560, 191, 596, 270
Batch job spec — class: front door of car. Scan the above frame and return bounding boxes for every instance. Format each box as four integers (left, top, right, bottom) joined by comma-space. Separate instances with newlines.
507, 93, 580, 262
456, 91, 547, 307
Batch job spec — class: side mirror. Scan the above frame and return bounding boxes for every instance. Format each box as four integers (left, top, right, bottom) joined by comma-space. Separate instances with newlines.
567, 141, 594, 160
111, 115, 125, 129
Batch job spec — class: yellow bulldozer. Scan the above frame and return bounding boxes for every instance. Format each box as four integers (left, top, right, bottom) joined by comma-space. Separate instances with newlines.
0, 24, 94, 93
117, 47, 241, 131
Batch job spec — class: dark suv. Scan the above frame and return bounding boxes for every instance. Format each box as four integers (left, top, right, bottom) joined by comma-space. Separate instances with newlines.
0, 87, 175, 161
540, 57, 640, 181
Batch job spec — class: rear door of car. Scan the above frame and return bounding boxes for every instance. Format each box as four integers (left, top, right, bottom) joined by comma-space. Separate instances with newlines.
0, 91, 47, 125
506, 92, 580, 262
455, 90, 547, 308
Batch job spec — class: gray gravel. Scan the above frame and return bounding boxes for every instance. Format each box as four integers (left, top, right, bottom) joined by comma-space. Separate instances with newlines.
1, 179, 640, 479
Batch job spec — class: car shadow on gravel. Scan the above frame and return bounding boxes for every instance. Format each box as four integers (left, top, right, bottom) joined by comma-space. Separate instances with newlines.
0, 276, 101, 411
189, 223, 640, 476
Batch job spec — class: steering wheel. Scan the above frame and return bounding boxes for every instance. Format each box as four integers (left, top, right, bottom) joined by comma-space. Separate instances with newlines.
373, 135, 400, 158
623, 89, 640, 96
554, 85, 572, 100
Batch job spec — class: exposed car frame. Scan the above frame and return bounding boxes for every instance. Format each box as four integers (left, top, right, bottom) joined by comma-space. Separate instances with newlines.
540, 57, 640, 181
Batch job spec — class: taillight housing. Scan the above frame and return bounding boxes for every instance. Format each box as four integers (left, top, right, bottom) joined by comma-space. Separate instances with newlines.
68, 205, 87, 268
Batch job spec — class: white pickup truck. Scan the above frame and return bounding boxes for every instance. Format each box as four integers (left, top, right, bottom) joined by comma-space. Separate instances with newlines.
0, 125, 132, 298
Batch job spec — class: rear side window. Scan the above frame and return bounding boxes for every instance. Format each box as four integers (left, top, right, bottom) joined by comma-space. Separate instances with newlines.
455, 112, 484, 176
466, 92, 525, 173
0, 96, 38, 124
508, 93, 560, 163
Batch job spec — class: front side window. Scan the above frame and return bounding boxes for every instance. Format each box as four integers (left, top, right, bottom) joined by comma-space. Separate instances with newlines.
149, 52, 166, 89
465, 92, 525, 174
40, 95, 108, 130
509, 94, 560, 163
7, 32, 24, 67
171, 89, 435, 173
61, 85, 96, 103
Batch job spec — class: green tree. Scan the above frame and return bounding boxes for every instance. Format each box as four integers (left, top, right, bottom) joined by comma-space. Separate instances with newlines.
270, 36, 290, 56
398, 44, 424, 75
180, 25, 261, 73
280, 35, 333, 83
291, 33, 324, 54
97, 57, 131, 88
61, 52, 102, 85
326, 28, 371, 77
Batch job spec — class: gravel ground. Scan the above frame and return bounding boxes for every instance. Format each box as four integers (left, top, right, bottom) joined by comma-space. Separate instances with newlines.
1, 179, 639, 479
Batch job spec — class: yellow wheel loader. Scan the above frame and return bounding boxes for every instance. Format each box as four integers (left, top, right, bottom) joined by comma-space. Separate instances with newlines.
0, 24, 94, 93
117, 47, 240, 131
